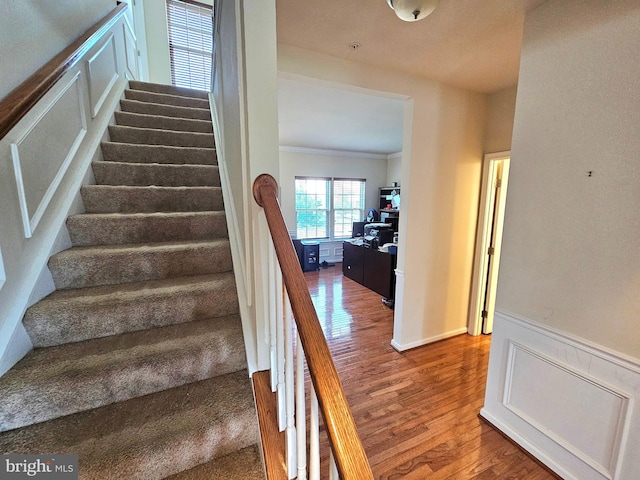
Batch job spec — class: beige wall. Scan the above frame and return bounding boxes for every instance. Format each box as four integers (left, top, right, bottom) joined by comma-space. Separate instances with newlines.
496, 0, 640, 358
386, 153, 402, 186
0, 0, 114, 100
484, 85, 517, 153
279, 149, 388, 233
279, 45, 487, 348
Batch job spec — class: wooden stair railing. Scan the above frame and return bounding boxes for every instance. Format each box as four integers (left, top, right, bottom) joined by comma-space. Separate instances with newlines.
253, 174, 374, 480
0, 3, 128, 140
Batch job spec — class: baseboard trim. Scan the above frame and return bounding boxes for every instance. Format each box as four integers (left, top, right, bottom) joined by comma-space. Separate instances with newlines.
390, 327, 468, 352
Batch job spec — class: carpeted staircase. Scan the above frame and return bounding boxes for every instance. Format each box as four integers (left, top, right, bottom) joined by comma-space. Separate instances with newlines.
0, 81, 265, 479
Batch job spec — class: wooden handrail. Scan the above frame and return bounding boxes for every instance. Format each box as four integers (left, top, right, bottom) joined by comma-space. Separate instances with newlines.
0, 3, 128, 140
253, 174, 374, 480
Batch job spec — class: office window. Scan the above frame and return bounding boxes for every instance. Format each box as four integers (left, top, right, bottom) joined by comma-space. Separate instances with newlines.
295, 177, 366, 240
166, 0, 213, 91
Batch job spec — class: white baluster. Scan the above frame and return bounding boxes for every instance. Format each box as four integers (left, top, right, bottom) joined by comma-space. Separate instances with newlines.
275, 259, 286, 431
329, 450, 339, 480
268, 242, 278, 393
310, 386, 320, 480
296, 332, 307, 480
284, 292, 297, 478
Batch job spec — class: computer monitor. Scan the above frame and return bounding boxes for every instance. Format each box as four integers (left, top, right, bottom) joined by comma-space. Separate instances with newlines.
351, 221, 366, 238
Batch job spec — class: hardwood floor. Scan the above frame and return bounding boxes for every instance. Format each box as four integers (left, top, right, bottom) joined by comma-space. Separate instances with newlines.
303, 264, 558, 480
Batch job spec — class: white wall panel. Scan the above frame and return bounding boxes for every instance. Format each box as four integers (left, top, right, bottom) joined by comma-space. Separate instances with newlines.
482, 311, 640, 480
87, 34, 119, 118
123, 22, 139, 80
10, 72, 86, 238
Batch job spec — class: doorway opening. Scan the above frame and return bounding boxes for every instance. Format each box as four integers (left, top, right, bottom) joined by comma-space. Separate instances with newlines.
468, 152, 511, 335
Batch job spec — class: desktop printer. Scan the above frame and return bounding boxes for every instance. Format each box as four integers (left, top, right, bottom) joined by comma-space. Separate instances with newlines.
363, 223, 394, 249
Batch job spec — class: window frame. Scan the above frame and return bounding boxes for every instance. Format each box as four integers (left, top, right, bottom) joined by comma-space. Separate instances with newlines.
294, 176, 366, 241
166, 0, 213, 91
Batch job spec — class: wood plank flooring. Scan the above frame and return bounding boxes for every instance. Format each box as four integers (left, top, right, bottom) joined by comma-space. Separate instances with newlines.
303, 264, 558, 480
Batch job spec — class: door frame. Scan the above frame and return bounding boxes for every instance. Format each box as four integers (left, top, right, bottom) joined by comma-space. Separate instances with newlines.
468, 151, 511, 336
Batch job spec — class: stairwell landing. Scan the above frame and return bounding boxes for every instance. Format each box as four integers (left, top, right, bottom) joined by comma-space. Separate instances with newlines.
0, 81, 265, 479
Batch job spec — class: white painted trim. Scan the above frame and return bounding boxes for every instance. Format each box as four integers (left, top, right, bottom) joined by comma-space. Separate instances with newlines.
123, 21, 139, 82
483, 311, 640, 480
391, 327, 468, 352
279, 145, 388, 160
0, 246, 5, 290
387, 151, 402, 160
87, 33, 119, 118
11, 72, 87, 238
209, 92, 258, 374
467, 150, 511, 336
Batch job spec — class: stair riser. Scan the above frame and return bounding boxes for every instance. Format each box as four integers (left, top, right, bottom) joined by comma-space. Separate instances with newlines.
24, 282, 239, 347
0, 326, 246, 432
129, 80, 209, 100
109, 126, 215, 148
67, 213, 227, 246
81, 186, 223, 214
120, 99, 211, 121
125, 89, 210, 110
114, 111, 213, 133
50, 243, 232, 289
92, 162, 220, 187
101, 142, 216, 165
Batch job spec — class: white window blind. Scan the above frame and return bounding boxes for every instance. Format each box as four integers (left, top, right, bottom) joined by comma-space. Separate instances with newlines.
166, 0, 213, 91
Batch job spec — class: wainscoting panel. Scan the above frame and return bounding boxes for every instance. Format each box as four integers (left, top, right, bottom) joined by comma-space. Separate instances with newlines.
87, 34, 119, 118
123, 21, 138, 80
11, 72, 87, 238
482, 311, 640, 480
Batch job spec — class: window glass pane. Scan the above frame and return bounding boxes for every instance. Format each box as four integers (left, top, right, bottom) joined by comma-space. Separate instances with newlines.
167, 0, 212, 91
295, 178, 330, 239
333, 179, 365, 238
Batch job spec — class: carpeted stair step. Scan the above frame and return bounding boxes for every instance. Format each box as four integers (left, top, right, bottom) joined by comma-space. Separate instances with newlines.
114, 111, 213, 133
93, 161, 220, 187
0, 370, 260, 480
101, 142, 216, 165
0, 316, 246, 432
49, 239, 232, 290
81, 185, 223, 213
108, 125, 215, 148
67, 211, 227, 246
168, 445, 264, 480
23, 273, 239, 347
129, 80, 209, 100
125, 89, 210, 110
120, 99, 211, 121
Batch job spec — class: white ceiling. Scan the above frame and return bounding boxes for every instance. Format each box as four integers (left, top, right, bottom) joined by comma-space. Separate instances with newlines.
276, 0, 548, 155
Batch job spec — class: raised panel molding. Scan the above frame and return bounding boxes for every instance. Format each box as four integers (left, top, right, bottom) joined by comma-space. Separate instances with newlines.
87, 34, 119, 118
123, 21, 138, 80
11, 72, 87, 238
482, 311, 640, 480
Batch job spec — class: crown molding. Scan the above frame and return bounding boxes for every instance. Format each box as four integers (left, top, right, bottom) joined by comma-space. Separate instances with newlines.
279, 145, 390, 160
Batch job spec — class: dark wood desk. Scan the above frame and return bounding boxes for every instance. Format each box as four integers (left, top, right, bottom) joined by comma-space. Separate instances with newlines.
342, 242, 397, 299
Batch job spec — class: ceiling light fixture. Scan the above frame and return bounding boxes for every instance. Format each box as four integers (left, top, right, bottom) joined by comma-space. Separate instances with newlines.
386, 0, 438, 22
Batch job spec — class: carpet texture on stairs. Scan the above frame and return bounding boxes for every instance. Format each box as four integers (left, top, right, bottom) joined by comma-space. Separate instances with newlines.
0, 82, 264, 479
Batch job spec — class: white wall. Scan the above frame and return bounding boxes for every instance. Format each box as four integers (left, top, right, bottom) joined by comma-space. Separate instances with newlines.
278, 45, 487, 350
142, 0, 213, 85
212, 0, 280, 372
0, 8, 133, 376
484, 85, 517, 153
279, 147, 388, 262
386, 152, 402, 186
483, 2, 640, 478
0, 0, 114, 100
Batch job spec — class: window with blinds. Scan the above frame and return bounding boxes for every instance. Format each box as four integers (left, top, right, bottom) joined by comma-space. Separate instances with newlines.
166, 0, 213, 91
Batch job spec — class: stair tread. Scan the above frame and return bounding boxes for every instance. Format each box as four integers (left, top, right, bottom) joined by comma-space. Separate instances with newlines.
51, 239, 228, 258
115, 111, 213, 133
0, 316, 246, 432
119, 99, 211, 121
125, 89, 210, 110
0, 371, 259, 479
28, 272, 235, 305
69, 210, 223, 220
128, 81, 210, 100
101, 141, 216, 165
167, 445, 264, 480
